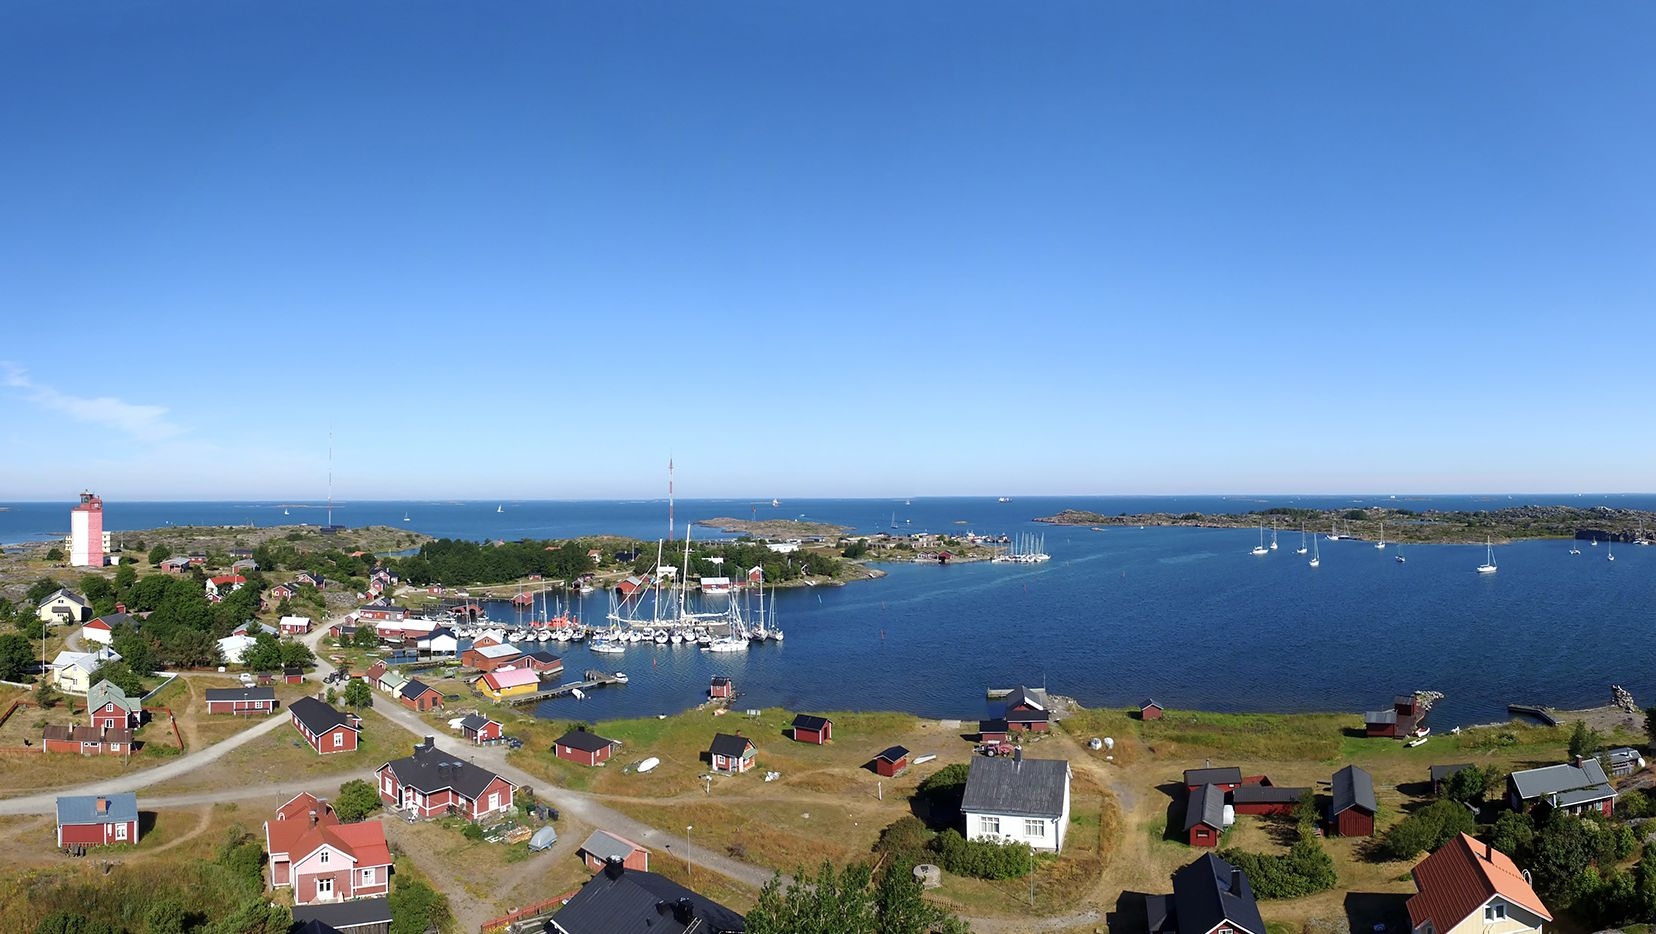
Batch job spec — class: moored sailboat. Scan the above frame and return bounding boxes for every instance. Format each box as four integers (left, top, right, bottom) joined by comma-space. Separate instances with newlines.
1476, 537, 1497, 574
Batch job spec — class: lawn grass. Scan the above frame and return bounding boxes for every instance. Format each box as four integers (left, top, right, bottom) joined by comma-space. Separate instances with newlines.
146, 705, 408, 794
1141, 709, 1351, 761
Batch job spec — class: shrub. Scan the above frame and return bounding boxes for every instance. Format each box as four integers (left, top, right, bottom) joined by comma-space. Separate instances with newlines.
461, 822, 485, 842
334, 780, 381, 823
1379, 799, 1477, 861
874, 816, 935, 866
1220, 826, 1337, 899
928, 829, 1034, 880
915, 763, 971, 827
389, 879, 451, 934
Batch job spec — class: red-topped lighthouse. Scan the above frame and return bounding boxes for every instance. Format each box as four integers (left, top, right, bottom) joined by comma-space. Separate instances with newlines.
70, 492, 104, 568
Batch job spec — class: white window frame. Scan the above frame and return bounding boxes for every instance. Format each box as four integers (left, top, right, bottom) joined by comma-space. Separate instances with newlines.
317, 877, 333, 896
1024, 819, 1045, 837
362, 867, 375, 885
333, 731, 344, 748
114, 823, 128, 841
981, 816, 1000, 835
319, 850, 329, 864
488, 792, 501, 811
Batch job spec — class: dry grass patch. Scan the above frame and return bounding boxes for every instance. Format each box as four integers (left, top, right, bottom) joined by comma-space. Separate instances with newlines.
609, 798, 871, 873
146, 706, 407, 794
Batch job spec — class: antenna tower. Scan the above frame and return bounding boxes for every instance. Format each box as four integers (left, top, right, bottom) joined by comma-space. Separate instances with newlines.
327, 428, 334, 529
668, 457, 675, 541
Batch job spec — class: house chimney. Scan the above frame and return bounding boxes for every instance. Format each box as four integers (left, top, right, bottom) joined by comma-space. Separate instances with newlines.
604, 856, 626, 880
115, 603, 126, 614
1231, 867, 1242, 893
309, 809, 318, 828
96, 798, 109, 814
1013, 747, 1022, 765
672, 898, 696, 924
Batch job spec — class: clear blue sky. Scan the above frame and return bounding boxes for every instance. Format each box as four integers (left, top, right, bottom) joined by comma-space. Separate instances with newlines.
3, 2, 1654, 500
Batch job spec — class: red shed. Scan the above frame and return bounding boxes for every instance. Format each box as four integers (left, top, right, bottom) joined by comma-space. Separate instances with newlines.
399, 679, 444, 712
978, 718, 1009, 744
578, 830, 650, 873
1184, 783, 1225, 847
1140, 698, 1164, 721
790, 714, 833, 745
1328, 765, 1376, 837
460, 714, 504, 745
554, 729, 619, 767
709, 676, 734, 700
56, 793, 139, 847
283, 667, 305, 685
872, 745, 910, 777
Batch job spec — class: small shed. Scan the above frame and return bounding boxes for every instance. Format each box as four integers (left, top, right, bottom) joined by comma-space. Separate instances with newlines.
709, 676, 734, 699
978, 719, 1009, 744
1328, 764, 1377, 837
1184, 782, 1225, 847
872, 745, 910, 777
790, 714, 832, 745
1140, 698, 1164, 721
577, 829, 649, 872
283, 667, 305, 685
708, 733, 756, 774
554, 729, 620, 767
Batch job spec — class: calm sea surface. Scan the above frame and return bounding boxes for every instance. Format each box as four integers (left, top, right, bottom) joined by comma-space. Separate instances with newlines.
4, 495, 1654, 727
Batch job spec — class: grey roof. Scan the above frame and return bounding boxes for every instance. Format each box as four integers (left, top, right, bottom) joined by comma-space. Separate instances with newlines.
1429, 763, 1474, 784
979, 718, 1009, 733
1509, 760, 1614, 803
458, 713, 497, 732
1002, 685, 1046, 711
1184, 782, 1225, 831
382, 740, 512, 799
874, 745, 909, 763
556, 730, 618, 753
578, 829, 644, 863
288, 697, 356, 735
1607, 748, 1641, 765
1364, 709, 1398, 725
40, 588, 89, 608
1145, 893, 1174, 934
790, 714, 831, 732
1005, 707, 1051, 724
1170, 853, 1265, 934
1183, 767, 1242, 786
204, 686, 276, 703
1231, 784, 1308, 805
400, 678, 438, 699
552, 866, 744, 934
86, 680, 140, 715
56, 792, 138, 826
1141, 698, 1162, 709
710, 675, 731, 687
93, 612, 135, 629
708, 733, 754, 758
523, 650, 563, 665
291, 896, 392, 932
959, 756, 1070, 819
1330, 765, 1377, 816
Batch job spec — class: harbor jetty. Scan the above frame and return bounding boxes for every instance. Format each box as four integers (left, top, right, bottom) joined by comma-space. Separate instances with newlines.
500, 670, 626, 706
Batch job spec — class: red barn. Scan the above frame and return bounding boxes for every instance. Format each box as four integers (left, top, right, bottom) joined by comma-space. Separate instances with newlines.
871, 745, 909, 777
1140, 698, 1165, 721
709, 676, 734, 700
43, 725, 134, 756
1328, 765, 1377, 837
578, 829, 650, 873
205, 687, 278, 715
56, 793, 139, 847
1184, 783, 1225, 847
978, 719, 1009, 744
554, 729, 619, 767
376, 738, 516, 821
790, 714, 833, 745
459, 714, 503, 745
398, 679, 444, 712
1183, 767, 1243, 794
288, 697, 361, 755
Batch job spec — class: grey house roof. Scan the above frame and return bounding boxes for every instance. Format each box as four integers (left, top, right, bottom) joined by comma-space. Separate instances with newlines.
291, 896, 392, 932
382, 739, 512, 799
552, 865, 745, 934
1171, 854, 1265, 934
1002, 685, 1046, 711
578, 829, 645, 863
458, 713, 497, 732
203, 687, 276, 704
959, 756, 1070, 819
1330, 765, 1377, 816
40, 588, 90, 608
1509, 760, 1615, 805
1184, 782, 1225, 831
708, 733, 755, 759
288, 697, 357, 736
791, 714, 831, 733
86, 680, 140, 716
1231, 784, 1308, 805
56, 792, 138, 826
1183, 767, 1242, 786
556, 730, 618, 753
1364, 709, 1398, 725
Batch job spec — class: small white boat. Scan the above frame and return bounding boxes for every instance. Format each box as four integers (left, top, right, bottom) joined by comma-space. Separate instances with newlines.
1251, 522, 1269, 556
1295, 526, 1308, 555
912, 754, 937, 766
1476, 536, 1497, 574
1269, 525, 1278, 551
403, 512, 410, 522
497, 504, 504, 513
570, 687, 586, 700
636, 757, 660, 773
1569, 541, 1581, 555
1412, 726, 1431, 738
1608, 539, 1615, 562
1406, 735, 1429, 748
1309, 534, 1320, 568
613, 672, 629, 683
1375, 521, 1386, 550
590, 641, 625, 655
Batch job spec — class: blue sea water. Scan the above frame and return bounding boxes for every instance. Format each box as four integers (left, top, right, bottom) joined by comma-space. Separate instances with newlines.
4, 495, 1654, 727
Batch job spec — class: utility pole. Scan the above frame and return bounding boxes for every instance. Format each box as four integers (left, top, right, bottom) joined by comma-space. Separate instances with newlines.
685, 824, 693, 883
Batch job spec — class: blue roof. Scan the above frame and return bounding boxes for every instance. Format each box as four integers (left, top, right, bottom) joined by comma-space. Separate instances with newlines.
56, 793, 138, 826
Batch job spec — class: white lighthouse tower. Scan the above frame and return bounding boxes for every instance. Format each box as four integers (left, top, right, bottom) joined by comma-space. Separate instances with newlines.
70, 491, 105, 568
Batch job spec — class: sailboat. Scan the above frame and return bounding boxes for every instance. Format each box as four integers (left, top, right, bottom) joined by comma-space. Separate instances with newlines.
1375, 522, 1386, 550
1394, 544, 1405, 564
1568, 539, 1581, 556
890, 512, 898, 529
1608, 538, 1615, 562
403, 512, 410, 522
283, 507, 290, 516
1476, 537, 1497, 574
1309, 535, 1320, 568
1327, 521, 1341, 541
1295, 526, 1308, 555
1269, 524, 1279, 551
1636, 522, 1650, 546
1251, 523, 1269, 556
496, 504, 504, 513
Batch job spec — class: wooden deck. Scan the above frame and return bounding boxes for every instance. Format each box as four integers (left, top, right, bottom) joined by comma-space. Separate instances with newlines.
499, 670, 626, 706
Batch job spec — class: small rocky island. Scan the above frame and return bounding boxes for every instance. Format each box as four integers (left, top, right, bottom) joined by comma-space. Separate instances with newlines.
1036, 504, 1656, 545
694, 516, 850, 539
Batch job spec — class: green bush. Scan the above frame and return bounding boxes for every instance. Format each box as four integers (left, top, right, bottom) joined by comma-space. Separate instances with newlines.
334, 779, 381, 823
873, 816, 935, 865
1379, 799, 1477, 861
928, 829, 1034, 880
389, 879, 451, 934
915, 763, 970, 827
1220, 826, 1337, 899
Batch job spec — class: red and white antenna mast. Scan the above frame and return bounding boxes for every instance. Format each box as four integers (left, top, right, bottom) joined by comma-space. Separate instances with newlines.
667, 457, 675, 541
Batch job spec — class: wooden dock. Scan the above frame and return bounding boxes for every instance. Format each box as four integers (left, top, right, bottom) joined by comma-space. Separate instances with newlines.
1507, 703, 1558, 726
501, 670, 626, 706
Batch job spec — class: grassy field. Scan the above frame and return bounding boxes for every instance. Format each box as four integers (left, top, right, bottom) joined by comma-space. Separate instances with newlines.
146, 705, 410, 795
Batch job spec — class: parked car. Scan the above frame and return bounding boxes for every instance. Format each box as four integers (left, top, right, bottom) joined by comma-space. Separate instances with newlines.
506, 737, 523, 750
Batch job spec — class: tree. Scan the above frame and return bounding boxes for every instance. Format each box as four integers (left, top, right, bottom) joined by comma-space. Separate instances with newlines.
278, 640, 315, 669
1530, 812, 1599, 902
874, 858, 971, 934
352, 626, 380, 649
35, 679, 61, 709
110, 627, 156, 676
915, 762, 971, 828
44, 546, 65, 562
0, 633, 32, 682
112, 562, 136, 594
1489, 810, 1536, 858
388, 879, 451, 934
240, 633, 285, 672
1379, 798, 1476, 861
89, 661, 145, 697
26, 577, 62, 605
1569, 720, 1602, 761
343, 679, 374, 709
148, 544, 173, 566
746, 862, 876, 934
334, 779, 381, 822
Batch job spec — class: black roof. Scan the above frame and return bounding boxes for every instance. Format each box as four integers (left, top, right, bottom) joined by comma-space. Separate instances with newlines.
400, 678, 438, 699
979, 718, 1009, 733
1001, 685, 1045, 711
959, 756, 1069, 819
551, 865, 745, 933
283, 666, 304, 677
205, 687, 276, 703
874, 745, 909, 763
459, 713, 497, 732
556, 730, 618, 753
382, 739, 512, 799
292, 922, 340, 934
290, 896, 391, 932
1183, 767, 1242, 786
1429, 763, 1474, 783
1231, 784, 1308, 805
523, 650, 563, 665
288, 697, 357, 735
1184, 782, 1225, 831
1141, 698, 1162, 709
710, 675, 731, 686
791, 714, 831, 732
708, 733, 754, 758
1330, 764, 1377, 816
1170, 854, 1265, 934
1005, 708, 1050, 724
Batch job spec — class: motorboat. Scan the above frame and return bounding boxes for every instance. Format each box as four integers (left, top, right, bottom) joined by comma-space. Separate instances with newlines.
613, 672, 629, 683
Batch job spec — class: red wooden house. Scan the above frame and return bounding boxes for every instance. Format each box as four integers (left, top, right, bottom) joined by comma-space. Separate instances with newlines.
462, 642, 522, 672
1328, 765, 1377, 837
577, 829, 650, 873
375, 737, 516, 822
459, 714, 503, 745
790, 714, 833, 745
554, 729, 620, 767
1365, 694, 1421, 738
871, 745, 909, 777
1184, 782, 1225, 847
1231, 779, 1308, 816
87, 680, 141, 730
1001, 686, 1050, 733
978, 719, 1009, 744
44, 725, 134, 756
205, 687, 278, 715
519, 651, 565, 676
56, 793, 139, 847
288, 697, 361, 755
709, 676, 734, 700
1140, 699, 1165, 721
707, 733, 756, 774
398, 679, 444, 712
1183, 767, 1243, 794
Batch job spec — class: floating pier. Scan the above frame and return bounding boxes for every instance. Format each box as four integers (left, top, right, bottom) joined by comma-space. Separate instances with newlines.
501, 670, 626, 706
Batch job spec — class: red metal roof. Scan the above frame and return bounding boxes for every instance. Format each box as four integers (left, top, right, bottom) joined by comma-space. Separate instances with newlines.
1408, 833, 1551, 931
